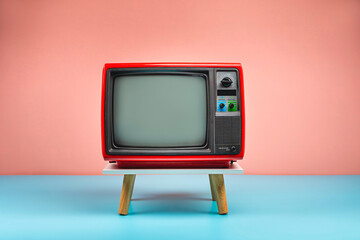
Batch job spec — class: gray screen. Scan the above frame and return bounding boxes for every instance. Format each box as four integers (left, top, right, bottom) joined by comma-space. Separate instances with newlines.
113, 75, 207, 147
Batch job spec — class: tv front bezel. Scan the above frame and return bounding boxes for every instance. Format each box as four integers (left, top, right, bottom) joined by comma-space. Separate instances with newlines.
104, 67, 216, 156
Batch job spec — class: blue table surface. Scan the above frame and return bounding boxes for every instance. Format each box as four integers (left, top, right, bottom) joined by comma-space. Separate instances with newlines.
0, 175, 359, 240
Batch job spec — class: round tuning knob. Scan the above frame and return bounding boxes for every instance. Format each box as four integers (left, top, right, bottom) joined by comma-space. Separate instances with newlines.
219, 103, 225, 109
221, 77, 233, 87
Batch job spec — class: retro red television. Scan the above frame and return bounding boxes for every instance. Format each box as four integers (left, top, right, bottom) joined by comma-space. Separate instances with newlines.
102, 63, 245, 168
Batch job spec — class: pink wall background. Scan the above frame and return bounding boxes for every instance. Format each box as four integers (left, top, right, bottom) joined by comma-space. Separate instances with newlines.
1, 0, 360, 175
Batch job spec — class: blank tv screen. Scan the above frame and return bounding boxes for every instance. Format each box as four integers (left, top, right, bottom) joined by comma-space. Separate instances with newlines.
113, 74, 207, 147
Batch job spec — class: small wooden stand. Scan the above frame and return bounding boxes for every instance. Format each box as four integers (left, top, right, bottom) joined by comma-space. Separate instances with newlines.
103, 162, 243, 215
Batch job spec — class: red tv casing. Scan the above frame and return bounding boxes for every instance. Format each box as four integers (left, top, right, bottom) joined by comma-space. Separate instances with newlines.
102, 63, 245, 168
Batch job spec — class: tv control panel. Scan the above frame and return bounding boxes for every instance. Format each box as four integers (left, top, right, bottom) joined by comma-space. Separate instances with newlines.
216, 71, 239, 114
214, 70, 241, 154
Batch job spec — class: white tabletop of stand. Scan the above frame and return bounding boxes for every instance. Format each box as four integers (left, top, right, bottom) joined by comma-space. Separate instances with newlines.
103, 162, 244, 175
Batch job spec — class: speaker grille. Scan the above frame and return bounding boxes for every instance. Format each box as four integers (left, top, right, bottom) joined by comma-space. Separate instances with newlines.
215, 116, 241, 153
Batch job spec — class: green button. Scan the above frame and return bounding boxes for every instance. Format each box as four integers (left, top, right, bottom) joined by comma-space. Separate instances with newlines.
228, 101, 237, 111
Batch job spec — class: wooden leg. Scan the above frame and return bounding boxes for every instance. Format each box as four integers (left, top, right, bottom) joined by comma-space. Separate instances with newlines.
209, 175, 217, 201
209, 174, 228, 215
119, 174, 136, 215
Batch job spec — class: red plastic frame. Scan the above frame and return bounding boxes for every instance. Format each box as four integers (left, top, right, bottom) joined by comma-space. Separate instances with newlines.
101, 63, 245, 168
